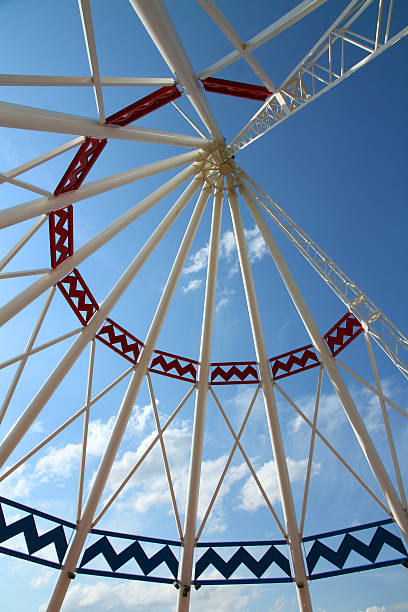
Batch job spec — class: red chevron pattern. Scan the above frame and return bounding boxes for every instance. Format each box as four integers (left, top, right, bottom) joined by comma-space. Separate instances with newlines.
48, 206, 73, 268
105, 85, 182, 126
270, 345, 320, 380
210, 362, 259, 385
324, 312, 363, 356
57, 269, 99, 325
97, 318, 144, 364
149, 350, 198, 383
53, 137, 107, 196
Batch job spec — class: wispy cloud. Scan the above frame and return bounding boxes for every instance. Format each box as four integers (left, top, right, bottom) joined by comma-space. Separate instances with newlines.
182, 279, 203, 294
216, 287, 235, 312
183, 225, 268, 278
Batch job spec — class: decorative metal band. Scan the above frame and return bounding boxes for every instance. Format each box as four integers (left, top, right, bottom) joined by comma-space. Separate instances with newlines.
48, 94, 363, 385
0, 497, 406, 585
202, 77, 270, 101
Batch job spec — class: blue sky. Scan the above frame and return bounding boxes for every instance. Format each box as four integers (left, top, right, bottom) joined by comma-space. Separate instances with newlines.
0, 1, 408, 611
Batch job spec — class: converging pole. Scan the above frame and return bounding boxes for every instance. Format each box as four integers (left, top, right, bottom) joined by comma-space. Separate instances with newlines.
177, 178, 224, 611
46, 180, 212, 611
240, 179, 408, 547
228, 182, 313, 612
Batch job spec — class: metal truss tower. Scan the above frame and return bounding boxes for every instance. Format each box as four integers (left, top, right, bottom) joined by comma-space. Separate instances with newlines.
0, 1, 407, 611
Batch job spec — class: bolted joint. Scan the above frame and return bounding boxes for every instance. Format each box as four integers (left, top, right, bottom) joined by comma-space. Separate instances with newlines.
67, 571, 76, 580
182, 584, 191, 598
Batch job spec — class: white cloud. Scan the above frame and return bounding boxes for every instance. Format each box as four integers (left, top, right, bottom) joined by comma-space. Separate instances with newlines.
239, 457, 321, 512
30, 421, 44, 434
59, 578, 260, 612
0, 464, 32, 500
182, 279, 203, 294
30, 570, 52, 589
33, 417, 115, 483
184, 225, 267, 278
216, 288, 235, 312
359, 605, 408, 612
103, 423, 247, 534
184, 244, 208, 274
244, 225, 268, 262
128, 403, 153, 435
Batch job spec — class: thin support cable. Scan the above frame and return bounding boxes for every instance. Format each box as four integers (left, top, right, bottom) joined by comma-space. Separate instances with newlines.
364, 332, 407, 509
0, 286, 56, 425
209, 385, 287, 539
76, 339, 96, 523
92, 384, 196, 527
78, 0, 105, 122
335, 358, 408, 419
196, 384, 261, 541
300, 367, 323, 536
0, 366, 134, 484
0, 328, 82, 371
147, 372, 183, 540
0, 215, 47, 273
274, 382, 390, 515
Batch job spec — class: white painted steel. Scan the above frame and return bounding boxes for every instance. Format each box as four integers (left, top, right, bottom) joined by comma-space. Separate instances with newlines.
228, 185, 312, 612
2, 138, 85, 179
364, 333, 407, 508
171, 101, 207, 139
0, 215, 47, 272
0, 175, 203, 471
0, 148, 205, 228
177, 181, 223, 611
46, 179, 211, 611
0, 287, 55, 425
129, 0, 223, 143
198, 0, 329, 78
241, 182, 408, 546
76, 339, 95, 523
78, 0, 105, 122
0, 269, 50, 279
0, 101, 209, 147
240, 173, 408, 379
197, 0, 275, 90
0, 173, 52, 197
0, 75, 174, 87
0, 162, 202, 328
228, 3, 408, 154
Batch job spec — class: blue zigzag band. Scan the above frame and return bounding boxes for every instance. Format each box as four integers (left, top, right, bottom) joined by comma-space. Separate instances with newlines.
79, 535, 178, 578
195, 545, 291, 580
306, 526, 407, 574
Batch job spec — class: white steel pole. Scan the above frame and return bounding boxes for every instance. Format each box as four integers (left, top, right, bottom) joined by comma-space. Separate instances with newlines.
0, 176, 204, 470
177, 180, 223, 611
0, 161, 203, 328
228, 184, 312, 612
0, 148, 206, 228
46, 180, 212, 612
129, 0, 223, 143
0, 215, 47, 272
240, 182, 408, 545
0, 101, 209, 148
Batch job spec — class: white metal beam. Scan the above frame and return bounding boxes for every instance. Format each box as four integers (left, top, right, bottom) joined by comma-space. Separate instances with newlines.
228, 1, 408, 154
0, 162, 202, 329
129, 0, 223, 142
229, 183, 312, 612
197, 0, 275, 90
46, 180, 212, 612
198, 0, 329, 79
177, 181, 223, 610
0, 148, 206, 228
78, 0, 105, 122
0, 75, 175, 87
0, 175, 204, 471
240, 180, 408, 547
0, 101, 209, 147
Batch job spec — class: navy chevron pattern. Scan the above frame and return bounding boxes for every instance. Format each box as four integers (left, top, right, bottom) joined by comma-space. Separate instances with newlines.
306, 526, 407, 574
79, 535, 178, 578
0, 504, 68, 563
195, 545, 291, 580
